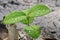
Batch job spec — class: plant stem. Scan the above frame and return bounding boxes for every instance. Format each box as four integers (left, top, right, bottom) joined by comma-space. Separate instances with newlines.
27, 15, 30, 26
6, 24, 18, 40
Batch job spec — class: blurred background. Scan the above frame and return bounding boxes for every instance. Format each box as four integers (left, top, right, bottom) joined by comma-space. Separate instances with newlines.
0, 0, 60, 40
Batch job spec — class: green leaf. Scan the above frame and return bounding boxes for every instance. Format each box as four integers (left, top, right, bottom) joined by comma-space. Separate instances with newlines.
24, 25, 41, 39
21, 10, 34, 24
20, 17, 34, 24
3, 11, 26, 24
21, 9, 28, 15
28, 4, 51, 17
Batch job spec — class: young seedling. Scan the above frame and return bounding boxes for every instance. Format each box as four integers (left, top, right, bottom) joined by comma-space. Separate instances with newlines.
3, 4, 51, 40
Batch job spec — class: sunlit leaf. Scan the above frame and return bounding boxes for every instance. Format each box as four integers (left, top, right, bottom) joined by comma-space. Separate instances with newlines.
21, 9, 28, 15
28, 4, 51, 17
24, 25, 41, 38
21, 10, 34, 24
3, 4, 51, 24
21, 17, 34, 24
3, 11, 26, 24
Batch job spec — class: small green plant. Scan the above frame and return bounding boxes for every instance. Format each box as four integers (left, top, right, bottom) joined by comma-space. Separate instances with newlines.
3, 4, 51, 40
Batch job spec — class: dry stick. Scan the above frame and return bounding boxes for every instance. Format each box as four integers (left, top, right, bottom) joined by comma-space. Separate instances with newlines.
6, 24, 18, 40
